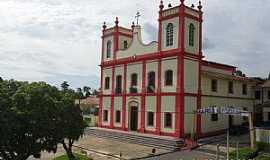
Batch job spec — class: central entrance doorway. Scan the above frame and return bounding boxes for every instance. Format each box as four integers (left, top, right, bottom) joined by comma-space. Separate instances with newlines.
130, 106, 138, 131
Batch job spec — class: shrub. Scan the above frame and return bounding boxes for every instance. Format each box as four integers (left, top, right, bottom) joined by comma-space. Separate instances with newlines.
256, 142, 270, 152
229, 147, 258, 160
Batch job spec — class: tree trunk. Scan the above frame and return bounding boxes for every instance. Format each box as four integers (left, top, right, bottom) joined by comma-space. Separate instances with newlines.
62, 140, 76, 160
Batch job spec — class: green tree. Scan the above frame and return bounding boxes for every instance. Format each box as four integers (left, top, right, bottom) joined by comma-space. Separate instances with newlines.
83, 86, 91, 97
57, 90, 86, 160
0, 80, 86, 160
0, 81, 60, 160
76, 87, 84, 99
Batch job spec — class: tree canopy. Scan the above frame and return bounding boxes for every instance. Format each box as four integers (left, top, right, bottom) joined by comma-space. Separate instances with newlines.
0, 79, 86, 160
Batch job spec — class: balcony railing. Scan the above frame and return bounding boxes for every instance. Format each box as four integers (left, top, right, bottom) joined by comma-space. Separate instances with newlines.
147, 85, 155, 93
115, 88, 122, 94
129, 87, 138, 94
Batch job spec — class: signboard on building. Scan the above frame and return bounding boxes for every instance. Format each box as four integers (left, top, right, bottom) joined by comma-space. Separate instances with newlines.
197, 106, 250, 116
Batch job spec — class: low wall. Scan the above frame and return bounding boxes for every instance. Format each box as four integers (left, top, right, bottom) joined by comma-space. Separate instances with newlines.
256, 128, 270, 143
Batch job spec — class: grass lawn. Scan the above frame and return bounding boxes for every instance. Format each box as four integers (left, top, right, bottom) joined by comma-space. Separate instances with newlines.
53, 153, 91, 160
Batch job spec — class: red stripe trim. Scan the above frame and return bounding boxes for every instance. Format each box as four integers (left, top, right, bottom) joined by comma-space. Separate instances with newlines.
140, 61, 146, 133
197, 11, 203, 136
156, 59, 162, 135
122, 64, 127, 130
101, 92, 199, 97
101, 49, 179, 67
103, 31, 132, 38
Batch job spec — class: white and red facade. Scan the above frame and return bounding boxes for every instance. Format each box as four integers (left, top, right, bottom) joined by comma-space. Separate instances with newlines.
98, 0, 257, 138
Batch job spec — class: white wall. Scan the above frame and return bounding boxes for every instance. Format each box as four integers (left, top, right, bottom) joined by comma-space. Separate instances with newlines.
161, 96, 176, 133
184, 17, 199, 54
103, 67, 112, 95
102, 97, 111, 126
184, 59, 199, 93
161, 17, 179, 51
127, 63, 142, 93
201, 97, 253, 133
161, 58, 177, 92
145, 96, 157, 131
184, 96, 197, 134
114, 97, 122, 127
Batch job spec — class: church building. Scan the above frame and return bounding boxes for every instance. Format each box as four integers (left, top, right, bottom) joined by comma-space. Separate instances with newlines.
98, 0, 257, 138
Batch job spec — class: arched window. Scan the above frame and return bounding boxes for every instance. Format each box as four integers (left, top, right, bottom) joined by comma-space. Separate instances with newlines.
166, 23, 174, 47
130, 73, 138, 93
105, 77, 110, 89
131, 73, 138, 86
165, 70, 173, 86
189, 23, 195, 46
116, 75, 122, 94
123, 41, 128, 49
147, 71, 155, 93
106, 40, 112, 58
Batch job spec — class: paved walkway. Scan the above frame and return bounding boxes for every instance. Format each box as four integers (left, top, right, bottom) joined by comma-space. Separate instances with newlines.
30, 133, 251, 160
144, 150, 217, 160
30, 135, 170, 160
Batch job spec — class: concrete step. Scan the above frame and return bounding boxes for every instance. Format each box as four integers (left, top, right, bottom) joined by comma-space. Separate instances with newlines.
86, 131, 181, 150
87, 130, 182, 146
85, 128, 184, 151
86, 128, 183, 144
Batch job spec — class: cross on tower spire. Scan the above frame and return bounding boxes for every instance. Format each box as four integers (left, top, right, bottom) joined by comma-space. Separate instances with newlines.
135, 11, 141, 25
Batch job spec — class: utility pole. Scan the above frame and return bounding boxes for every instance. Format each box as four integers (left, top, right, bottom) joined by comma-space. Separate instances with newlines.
216, 144, 220, 160
227, 129, 230, 160
236, 141, 239, 160
248, 113, 255, 149
191, 111, 197, 142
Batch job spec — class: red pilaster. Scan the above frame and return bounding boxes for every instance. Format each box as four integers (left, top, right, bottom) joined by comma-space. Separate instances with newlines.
122, 64, 127, 130
110, 66, 115, 128
155, 1, 164, 135
175, 3, 185, 138
140, 61, 146, 133
197, 7, 203, 136
156, 59, 162, 135
99, 23, 106, 127
109, 17, 120, 129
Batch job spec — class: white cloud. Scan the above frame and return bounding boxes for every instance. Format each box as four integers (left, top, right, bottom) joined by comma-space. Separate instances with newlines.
0, 0, 269, 88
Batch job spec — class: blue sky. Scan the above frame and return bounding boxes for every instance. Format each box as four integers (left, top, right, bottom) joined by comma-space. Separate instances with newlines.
0, 0, 269, 89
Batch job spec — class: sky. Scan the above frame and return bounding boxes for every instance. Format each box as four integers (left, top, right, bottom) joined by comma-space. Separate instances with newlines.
0, 0, 269, 89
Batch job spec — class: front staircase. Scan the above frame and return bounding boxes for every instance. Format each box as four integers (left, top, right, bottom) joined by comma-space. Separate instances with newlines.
85, 127, 185, 151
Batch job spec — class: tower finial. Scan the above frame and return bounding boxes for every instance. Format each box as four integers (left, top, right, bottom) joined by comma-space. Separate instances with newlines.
115, 17, 119, 26
198, 1, 202, 11
131, 21, 135, 31
102, 22, 107, 31
159, 0, 164, 11
180, 0, 185, 5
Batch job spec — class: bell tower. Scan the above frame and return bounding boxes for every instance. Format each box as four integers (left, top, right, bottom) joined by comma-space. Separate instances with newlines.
101, 18, 133, 63
158, 0, 203, 55
158, 0, 203, 137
